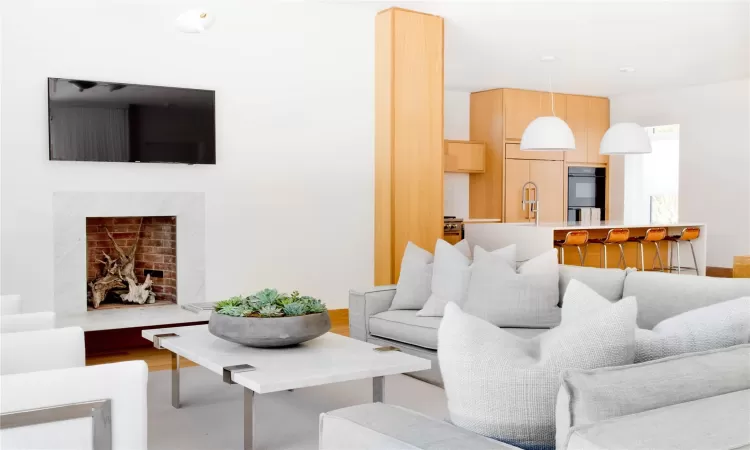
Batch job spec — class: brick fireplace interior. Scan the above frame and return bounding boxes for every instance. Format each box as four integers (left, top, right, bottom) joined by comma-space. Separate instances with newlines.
86, 216, 176, 310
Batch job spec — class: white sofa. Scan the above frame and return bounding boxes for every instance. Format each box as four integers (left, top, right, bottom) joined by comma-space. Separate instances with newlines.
0, 327, 149, 450
0, 311, 56, 334
0, 294, 22, 315
349, 266, 750, 386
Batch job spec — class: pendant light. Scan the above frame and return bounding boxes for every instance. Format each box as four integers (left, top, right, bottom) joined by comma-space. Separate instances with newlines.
600, 123, 653, 155
520, 69, 576, 152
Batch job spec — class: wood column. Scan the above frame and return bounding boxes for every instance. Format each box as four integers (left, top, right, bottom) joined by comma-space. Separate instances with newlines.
375, 8, 444, 285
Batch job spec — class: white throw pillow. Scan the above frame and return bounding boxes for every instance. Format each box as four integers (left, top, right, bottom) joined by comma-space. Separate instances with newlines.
438, 299, 637, 449
463, 248, 560, 328
635, 297, 750, 362
417, 240, 472, 317
561, 280, 750, 363
389, 240, 472, 311
416, 242, 517, 317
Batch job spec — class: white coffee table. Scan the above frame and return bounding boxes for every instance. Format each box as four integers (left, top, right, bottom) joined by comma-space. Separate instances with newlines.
142, 325, 431, 449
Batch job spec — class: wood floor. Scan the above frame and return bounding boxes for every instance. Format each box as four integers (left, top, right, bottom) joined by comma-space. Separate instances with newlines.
85, 309, 349, 372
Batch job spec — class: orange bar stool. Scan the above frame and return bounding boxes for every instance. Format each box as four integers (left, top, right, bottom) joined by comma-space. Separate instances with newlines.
587, 228, 630, 269
554, 230, 589, 266
665, 227, 701, 275
632, 227, 668, 271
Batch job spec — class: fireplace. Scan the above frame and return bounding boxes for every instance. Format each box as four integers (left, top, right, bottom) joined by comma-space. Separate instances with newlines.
86, 216, 176, 310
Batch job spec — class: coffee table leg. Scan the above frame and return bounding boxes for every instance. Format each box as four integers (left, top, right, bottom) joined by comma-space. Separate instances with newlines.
244, 388, 255, 450
373, 376, 384, 403
172, 353, 181, 409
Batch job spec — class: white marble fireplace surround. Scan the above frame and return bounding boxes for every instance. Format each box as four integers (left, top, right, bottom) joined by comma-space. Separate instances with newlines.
53, 192, 206, 316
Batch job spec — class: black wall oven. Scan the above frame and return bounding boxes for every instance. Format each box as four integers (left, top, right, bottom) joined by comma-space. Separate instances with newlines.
568, 167, 606, 223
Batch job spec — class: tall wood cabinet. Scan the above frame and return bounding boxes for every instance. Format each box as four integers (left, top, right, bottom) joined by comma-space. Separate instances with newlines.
375, 8, 444, 284
470, 88, 610, 223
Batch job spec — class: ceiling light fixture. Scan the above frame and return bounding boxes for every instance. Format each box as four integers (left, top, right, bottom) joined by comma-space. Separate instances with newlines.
600, 123, 652, 155
176, 9, 215, 33
619, 66, 636, 73
520, 60, 575, 152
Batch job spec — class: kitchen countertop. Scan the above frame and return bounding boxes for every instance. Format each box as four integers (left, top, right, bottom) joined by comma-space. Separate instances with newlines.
483, 220, 706, 231
463, 218, 503, 223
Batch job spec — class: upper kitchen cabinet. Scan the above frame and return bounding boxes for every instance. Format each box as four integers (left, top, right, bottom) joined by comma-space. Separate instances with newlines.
564, 95, 610, 165
444, 140, 485, 173
504, 89, 564, 161
586, 97, 610, 165
564, 95, 589, 163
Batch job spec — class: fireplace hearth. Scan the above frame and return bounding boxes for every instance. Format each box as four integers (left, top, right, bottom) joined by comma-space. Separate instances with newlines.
86, 216, 176, 310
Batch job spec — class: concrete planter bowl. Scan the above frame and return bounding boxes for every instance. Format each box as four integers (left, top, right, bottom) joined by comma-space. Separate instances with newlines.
208, 310, 331, 348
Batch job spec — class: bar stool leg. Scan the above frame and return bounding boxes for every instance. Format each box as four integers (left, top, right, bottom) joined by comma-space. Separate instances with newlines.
654, 242, 665, 272
676, 241, 682, 274
617, 243, 626, 269
602, 244, 608, 268
560, 246, 565, 265
689, 241, 699, 276
639, 242, 645, 271
576, 245, 585, 266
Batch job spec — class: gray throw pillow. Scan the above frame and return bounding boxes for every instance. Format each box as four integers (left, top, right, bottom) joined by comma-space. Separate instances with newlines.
438, 299, 636, 450
463, 248, 560, 328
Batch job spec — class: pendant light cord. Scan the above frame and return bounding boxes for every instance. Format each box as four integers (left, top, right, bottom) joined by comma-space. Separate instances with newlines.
549, 74, 556, 117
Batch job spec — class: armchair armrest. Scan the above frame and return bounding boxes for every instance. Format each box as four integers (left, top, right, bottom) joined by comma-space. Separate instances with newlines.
1, 312, 56, 334
348, 285, 396, 341
1, 327, 85, 375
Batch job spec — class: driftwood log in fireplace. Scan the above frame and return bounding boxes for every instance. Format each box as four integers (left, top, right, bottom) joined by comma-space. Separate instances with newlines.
88, 219, 155, 309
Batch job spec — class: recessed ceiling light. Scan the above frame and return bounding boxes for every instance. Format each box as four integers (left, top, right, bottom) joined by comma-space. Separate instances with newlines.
540, 56, 557, 62
620, 67, 636, 73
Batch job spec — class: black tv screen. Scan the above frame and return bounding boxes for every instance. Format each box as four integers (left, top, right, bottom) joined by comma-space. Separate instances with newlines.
48, 78, 215, 164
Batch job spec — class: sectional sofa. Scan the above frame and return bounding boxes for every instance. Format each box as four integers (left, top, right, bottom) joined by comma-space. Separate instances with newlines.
328, 266, 750, 449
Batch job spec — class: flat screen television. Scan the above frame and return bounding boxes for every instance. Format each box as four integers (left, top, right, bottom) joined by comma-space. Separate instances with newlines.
48, 78, 215, 164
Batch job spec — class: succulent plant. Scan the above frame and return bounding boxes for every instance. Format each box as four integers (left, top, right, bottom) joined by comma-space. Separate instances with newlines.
217, 305, 245, 317
217, 289, 327, 318
258, 304, 283, 318
282, 302, 307, 316
251, 288, 280, 307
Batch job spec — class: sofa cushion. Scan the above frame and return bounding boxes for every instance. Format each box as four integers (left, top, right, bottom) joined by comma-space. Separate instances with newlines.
556, 344, 750, 448
623, 270, 750, 329
438, 299, 636, 450
558, 265, 626, 305
320, 402, 520, 450
418, 240, 473, 317
565, 390, 750, 450
464, 248, 561, 328
370, 310, 441, 350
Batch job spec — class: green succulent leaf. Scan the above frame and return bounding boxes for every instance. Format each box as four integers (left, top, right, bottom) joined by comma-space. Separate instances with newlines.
282, 302, 307, 316
258, 304, 283, 318
251, 288, 281, 306
217, 305, 245, 317
215, 297, 243, 311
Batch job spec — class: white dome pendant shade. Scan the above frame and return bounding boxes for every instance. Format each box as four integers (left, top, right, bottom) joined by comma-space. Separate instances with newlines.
600, 123, 652, 155
520, 116, 576, 151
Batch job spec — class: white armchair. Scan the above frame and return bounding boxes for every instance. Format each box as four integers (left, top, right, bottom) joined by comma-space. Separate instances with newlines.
0, 327, 148, 450
1, 312, 56, 334
1, 361, 149, 450
0, 294, 22, 315
1, 327, 85, 375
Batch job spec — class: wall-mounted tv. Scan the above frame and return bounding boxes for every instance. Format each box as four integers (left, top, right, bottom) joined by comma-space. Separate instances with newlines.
48, 78, 215, 164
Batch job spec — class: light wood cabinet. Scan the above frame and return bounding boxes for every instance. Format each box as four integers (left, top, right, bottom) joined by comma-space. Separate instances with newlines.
504, 158, 531, 222
444, 140, 485, 173
587, 97, 610, 165
504, 158, 565, 223
504, 89, 540, 141
529, 160, 564, 223
375, 8, 444, 285
470, 88, 609, 222
564, 95, 589, 163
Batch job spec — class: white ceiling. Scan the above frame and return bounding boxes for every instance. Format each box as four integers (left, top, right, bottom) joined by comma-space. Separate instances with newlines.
386, 1, 750, 96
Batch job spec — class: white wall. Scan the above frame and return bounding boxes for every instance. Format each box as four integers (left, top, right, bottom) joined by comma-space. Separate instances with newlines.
610, 78, 750, 267
0, 1, 381, 311
443, 90, 470, 218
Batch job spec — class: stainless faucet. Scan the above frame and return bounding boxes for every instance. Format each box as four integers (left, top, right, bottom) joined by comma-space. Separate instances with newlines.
521, 181, 540, 226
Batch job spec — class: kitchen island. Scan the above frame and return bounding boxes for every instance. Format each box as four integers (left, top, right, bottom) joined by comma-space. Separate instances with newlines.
464, 221, 707, 274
